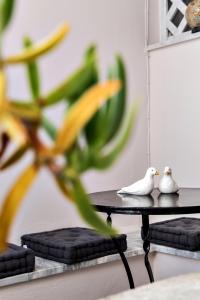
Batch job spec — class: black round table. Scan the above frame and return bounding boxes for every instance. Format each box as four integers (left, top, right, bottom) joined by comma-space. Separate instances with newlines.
90, 188, 200, 289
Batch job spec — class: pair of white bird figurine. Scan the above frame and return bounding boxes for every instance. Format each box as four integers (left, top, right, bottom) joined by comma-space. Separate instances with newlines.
117, 166, 179, 196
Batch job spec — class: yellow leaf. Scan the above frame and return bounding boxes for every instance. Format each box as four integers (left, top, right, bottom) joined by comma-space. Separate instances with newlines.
0, 71, 6, 109
1, 114, 28, 145
3, 23, 70, 64
0, 164, 39, 250
8, 102, 41, 121
54, 80, 121, 154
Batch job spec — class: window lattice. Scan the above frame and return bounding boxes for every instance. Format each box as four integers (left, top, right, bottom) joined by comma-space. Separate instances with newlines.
161, 0, 192, 41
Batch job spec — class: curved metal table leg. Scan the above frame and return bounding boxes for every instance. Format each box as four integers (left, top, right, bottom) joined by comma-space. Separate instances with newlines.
107, 213, 135, 289
142, 214, 154, 283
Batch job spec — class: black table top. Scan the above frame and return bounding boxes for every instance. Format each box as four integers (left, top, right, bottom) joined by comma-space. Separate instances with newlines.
90, 188, 200, 215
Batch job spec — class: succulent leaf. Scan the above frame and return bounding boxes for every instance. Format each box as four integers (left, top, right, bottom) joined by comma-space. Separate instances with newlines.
3, 23, 70, 64
0, 0, 15, 31
23, 36, 41, 100
105, 55, 126, 142
0, 163, 38, 250
8, 101, 41, 121
42, 116, 57, 140
53, 80, 121, 155
43, 45, 98, 106
93, 101, 139, 169
72, 177, 117, 236
85, 101, 108, 149
85, 55, 126, 148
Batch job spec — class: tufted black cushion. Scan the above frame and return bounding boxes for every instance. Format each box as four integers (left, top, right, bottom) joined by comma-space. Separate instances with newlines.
147, 217, 200, 251
0, 244, 35, 279
21, 227, 127, 264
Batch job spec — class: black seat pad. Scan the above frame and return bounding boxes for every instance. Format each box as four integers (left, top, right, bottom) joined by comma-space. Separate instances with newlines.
21, 227, 127, 264
147, 217, 200, 251
0, 244, 35, 279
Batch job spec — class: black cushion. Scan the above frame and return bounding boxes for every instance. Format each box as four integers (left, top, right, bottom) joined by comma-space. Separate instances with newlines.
147, 217, 200, 251
0, 244, 35, 279
21, 227, 127, 264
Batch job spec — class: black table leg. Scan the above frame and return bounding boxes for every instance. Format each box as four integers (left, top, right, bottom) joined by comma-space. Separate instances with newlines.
106, 213, 135, 289
142, 214, 154, 283
106, 213, 112, 226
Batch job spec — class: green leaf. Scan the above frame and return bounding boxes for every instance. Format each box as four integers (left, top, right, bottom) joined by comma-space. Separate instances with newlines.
43, 45, 98, 106
72, 177, 117, 236
66, 143, 82, 171
65, 145, 93, 174
92, 101, 139, 169
1, 0, 15, 31
23, 36, 41, 100
85, 103, 108, 148
105, 55, 126, 142
84, 44, 97, 65
85, 55, 126, 148
42, 116, 57, 140
84, 44, 107, 148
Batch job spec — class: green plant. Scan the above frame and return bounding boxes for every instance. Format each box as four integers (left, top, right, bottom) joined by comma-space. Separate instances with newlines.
0, 0, 138, 250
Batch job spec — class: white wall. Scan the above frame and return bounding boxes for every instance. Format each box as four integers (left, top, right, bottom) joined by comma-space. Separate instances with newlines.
144, 2, 200, 286
148, 0, 160, 45
147, 0, 200, 187
149, 39, 200, 187
0, 0, 148, 243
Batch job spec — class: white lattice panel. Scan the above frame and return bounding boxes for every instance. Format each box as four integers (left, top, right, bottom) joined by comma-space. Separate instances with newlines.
161, 0, 192, 41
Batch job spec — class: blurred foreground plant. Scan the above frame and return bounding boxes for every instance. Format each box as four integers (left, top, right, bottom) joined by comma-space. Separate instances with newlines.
0, 0, 139, 250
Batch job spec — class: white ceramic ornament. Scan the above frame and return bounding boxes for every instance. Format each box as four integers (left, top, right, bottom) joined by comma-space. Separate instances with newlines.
158, 166, 179, 194
117, 167, 159, 196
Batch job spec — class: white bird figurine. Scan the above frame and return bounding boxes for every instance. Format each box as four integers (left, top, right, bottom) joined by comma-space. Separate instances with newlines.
158, 166, 179, 194
117, 167, 159, 196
